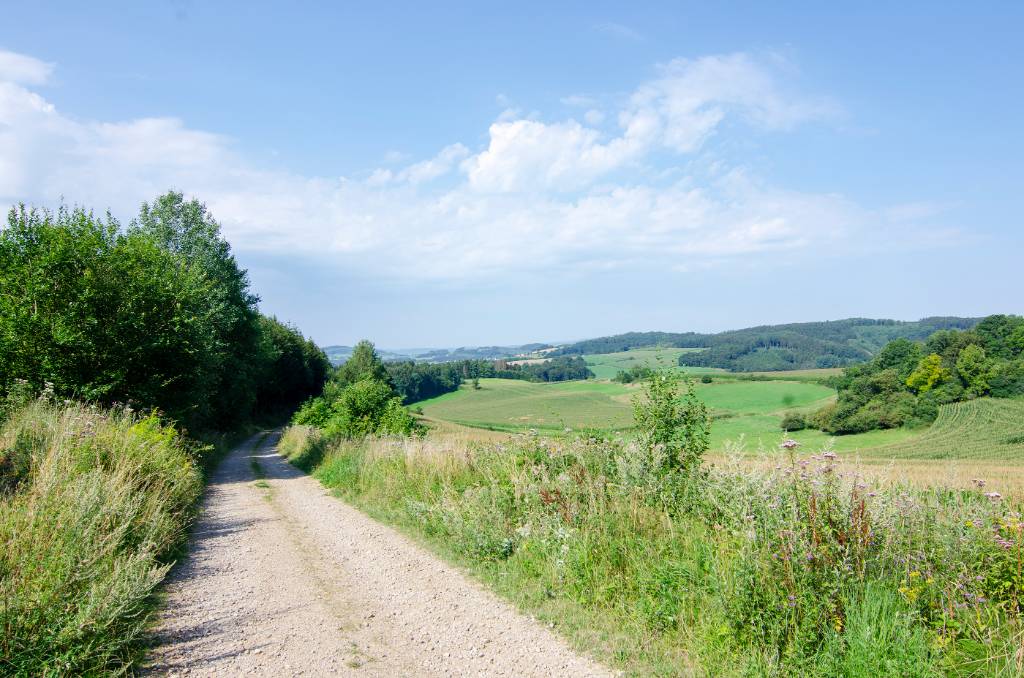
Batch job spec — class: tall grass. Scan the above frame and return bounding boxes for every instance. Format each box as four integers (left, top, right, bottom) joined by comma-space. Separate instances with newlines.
0, 399, 203, 676
280, 425, 1024, 676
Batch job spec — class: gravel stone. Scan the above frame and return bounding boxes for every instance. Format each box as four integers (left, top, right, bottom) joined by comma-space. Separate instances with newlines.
144, 433, 612, 677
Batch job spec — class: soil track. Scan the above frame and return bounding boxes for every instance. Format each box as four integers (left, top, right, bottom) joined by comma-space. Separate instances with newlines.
145, 433, 611, 677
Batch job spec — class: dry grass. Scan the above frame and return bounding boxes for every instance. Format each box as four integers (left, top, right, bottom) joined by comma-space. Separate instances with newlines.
710, 453, 1024, 497
417, 414, 1024, 497
417, 414, 513, 442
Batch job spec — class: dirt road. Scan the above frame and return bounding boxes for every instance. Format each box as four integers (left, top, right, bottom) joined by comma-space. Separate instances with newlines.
145, 433, 611, 677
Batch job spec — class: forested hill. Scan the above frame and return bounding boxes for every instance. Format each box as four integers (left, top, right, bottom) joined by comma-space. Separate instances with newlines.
324, 343, 553, 366
554, 317, 982, 371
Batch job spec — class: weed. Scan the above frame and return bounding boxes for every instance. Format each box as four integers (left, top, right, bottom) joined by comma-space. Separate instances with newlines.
0, 399, 202, 675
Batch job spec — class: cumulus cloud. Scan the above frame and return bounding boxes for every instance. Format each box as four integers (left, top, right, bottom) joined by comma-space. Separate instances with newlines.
0, 48, 872, 282
463, 119, 647, 192
631, 54, 839, 152
462, 53, 836, 192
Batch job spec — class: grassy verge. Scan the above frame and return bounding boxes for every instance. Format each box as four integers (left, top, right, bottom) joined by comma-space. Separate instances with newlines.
0, 399, 207, 675
280, 425, 1024, 677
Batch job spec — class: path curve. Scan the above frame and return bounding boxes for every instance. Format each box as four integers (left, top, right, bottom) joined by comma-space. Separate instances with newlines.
145, 433, 612, 677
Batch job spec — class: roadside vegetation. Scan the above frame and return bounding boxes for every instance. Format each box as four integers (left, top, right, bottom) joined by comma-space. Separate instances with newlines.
283, 372, 1024, 676
293, 341, 421, 438
0, 193, 327, 675
0, 396, 203, 675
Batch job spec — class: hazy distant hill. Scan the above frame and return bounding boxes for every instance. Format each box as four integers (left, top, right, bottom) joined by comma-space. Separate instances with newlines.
553, 317, 982, 371
322, 343, 553, 366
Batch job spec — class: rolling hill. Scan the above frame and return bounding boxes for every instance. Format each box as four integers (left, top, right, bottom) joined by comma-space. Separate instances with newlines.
553, 317, 981, 371
323, 343, 553, 366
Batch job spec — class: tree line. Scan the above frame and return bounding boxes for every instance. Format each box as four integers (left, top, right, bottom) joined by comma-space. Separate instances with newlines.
788, 315, 1024, 434
0, 192, 330, 432
292, 345, 595, 439
381, 356, 594, 404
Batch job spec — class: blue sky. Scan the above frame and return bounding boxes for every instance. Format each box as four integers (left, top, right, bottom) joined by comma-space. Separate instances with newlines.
2, 1, 1021, 347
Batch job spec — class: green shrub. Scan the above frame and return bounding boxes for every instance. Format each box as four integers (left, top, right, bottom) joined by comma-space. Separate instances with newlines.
780, 412, 808, 431
631, 373, 710, 476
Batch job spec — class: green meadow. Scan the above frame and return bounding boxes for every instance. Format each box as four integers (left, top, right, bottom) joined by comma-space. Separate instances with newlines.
417, 375, 919, 453
420, 347, 1024, 461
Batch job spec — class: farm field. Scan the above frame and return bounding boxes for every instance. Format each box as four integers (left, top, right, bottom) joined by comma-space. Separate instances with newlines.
860, 397, 1024, 461
417, 376, 920, 453
418, 379, 635, 431
421, 345, 1024, 476
583, 346, 842, 383
583, 347, 717, 379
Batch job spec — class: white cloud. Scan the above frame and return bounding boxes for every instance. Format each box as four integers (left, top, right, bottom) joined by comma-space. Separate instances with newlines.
462, 119, 646, 192
629, 53, 838, 153
367, 143, 469, 186
460, 53, 835, 193
0, 48, 880, 283
0, 50, 54, 85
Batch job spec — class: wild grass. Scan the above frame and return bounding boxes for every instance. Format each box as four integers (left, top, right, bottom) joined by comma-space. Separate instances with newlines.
282, 425, 1024, 677
0, 399, 203, 676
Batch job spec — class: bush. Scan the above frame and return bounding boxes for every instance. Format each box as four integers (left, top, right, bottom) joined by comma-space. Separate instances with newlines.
296, 379, 417, 439
0, 399, 202, 674
700, 375, 713, 383
780, 412, 807, 431
293, 341, 419, 440
614, 365, 655, 384
989, 359, 1024, 397
631, 373, 710, 476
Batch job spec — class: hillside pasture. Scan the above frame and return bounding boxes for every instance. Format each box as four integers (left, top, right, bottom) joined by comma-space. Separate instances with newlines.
418, 379, 635, 432
697, 379, 833, 415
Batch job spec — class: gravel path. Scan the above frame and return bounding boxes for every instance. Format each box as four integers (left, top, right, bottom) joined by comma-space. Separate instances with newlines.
145, 433, 612, 677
